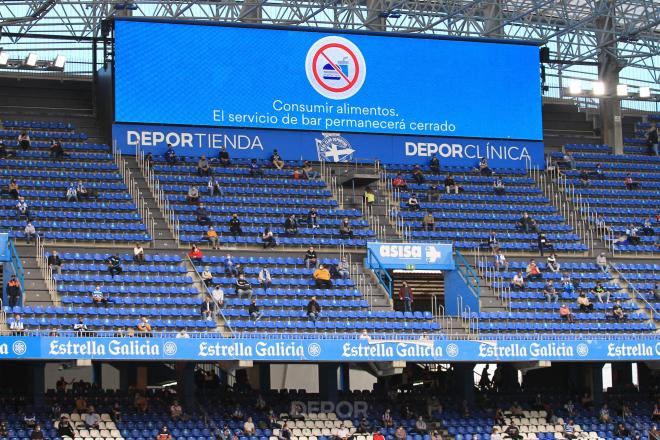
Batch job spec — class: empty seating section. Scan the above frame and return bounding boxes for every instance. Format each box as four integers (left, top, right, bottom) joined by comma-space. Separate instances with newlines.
5, 252, 216, 332
613, 262, 659, 320
475, 260, 654, 333
150, 157, 374, 247
0, 119, 150, 243
552, 144, 659, 253
386, 164, 586, 252
195, 254, 438, 333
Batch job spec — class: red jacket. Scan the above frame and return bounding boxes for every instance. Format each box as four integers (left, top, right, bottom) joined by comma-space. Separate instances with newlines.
399, 286, 414, 301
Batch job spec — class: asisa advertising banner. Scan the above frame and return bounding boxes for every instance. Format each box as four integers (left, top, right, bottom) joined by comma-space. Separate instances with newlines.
114, 19, 543, 141
366, 242, 455, 270
112, 123, 544, 169
0, 335, 659, 362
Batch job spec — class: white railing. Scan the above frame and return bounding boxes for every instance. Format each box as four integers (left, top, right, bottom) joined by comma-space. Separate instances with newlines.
319, 161, 344, 209
187, 255, 234, 336
111, 143, 156, 246
135, 146, 180, 244
35, 235, 59, 305
611, 265, 657, 325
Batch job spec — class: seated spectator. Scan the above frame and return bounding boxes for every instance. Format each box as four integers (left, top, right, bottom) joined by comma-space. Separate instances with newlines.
83, 406, 100, 428
224, 253, 239, 276
611, 300, 626, 321
271, 149, 285, 169
16, 197, 30, 221
292, 168, 303, 179
248, 299, 262, 321
504, 422, 522, 440
511, 271, 525, 291
591, 282, 608, 303
590, 163, 604, 178
235, 274, 253, 299
201, 296, 215, 320
494, 249, 508, 271
427, 184, 441, 202
66, 185, 78, 202
165, 144, 177, 164
132, 242, 145, 263
517, 212, 537, 233
642, 217, 655, 236
18, 130, 31, 149
483, 231, 498, 251
0, 140, 8, 158
244, 417, 256, 435
207, 226, 220, 250
24, 221, 36, 245
197, 155, 211, 176
106, 254, 122, 276
56, 417, 75, 438
614, 424, 630, 438
50, 139, 64, 159
195, 204, 211, 226
422, 211, 435, 231
526, 260, 542, 281
430, 154, 440, 173
8, 179, 19, 199
201, 266, 213, 286
258, 266, 272, 289
302, 161, 319, 179
73, 316, 88, 334
307, 296, 322, 321
307, 207, 320, 229
157, 426, 172, 440
208, 176, 221, 196
339, 218, 353, 238
76, 180, 90, 199
91, 285, 108, 305
394, 426, 407, 440
313, 265, 332, 289
10, 313, 24, 335
305, 246, 319, 269
357, 417, 371, 434
412, 165, 425, 184
561, 272, 575, 294
577, 292, 594, 313
624, 173, 640, 190
596, 252, 609, 273
392, 173, 407, 190
188, 244, 203, 262
48, 250, 63, 275
262, 227, 276, 248
599, 404, 611, 423
29, 424, 44, 440
186, 186, 200, 204
563, 420, 577, 440
493, 177, 506, 195
284, 214, 299, 235
137, 317, 152, 335
212, 285, 224, 307
579, 170, 590, 186
414, 417, 428, 434
218, 146, 231, 165
490, 428, 502, 440
336, 424, 351, 440
382, 409, 394, 428
650, 425, 660, 440
477, 158, 493, 176
337, 256, 350, 279
559, 304, 574, 322
444, 174, 460, 194
557, 151, 576, 170
249, 159, 263, 176
546, 253, 560, 272
407, 193, 421, 211
543, 280, 559, 303
229, 214, 243, 236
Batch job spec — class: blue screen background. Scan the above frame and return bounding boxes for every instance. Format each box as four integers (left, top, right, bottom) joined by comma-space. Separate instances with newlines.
114, 20, 543, 140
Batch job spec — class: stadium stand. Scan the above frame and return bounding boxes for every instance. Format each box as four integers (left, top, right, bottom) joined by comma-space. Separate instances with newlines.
383, 164, 588, 253
551, 144, 659, 254
0, 120, 151, 243
145, 155, 374, 248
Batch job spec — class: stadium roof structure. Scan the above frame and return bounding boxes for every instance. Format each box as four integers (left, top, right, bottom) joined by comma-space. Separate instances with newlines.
0, 0, 658, 99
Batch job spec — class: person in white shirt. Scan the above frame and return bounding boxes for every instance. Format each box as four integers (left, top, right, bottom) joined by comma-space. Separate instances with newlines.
258, 267, 272, 289
547, 254, 561, 273
359, 329, 369, 339
201, 266, 213, 287
511, 272, 525, 291
494, 250, 508, 271
133, 243, 145, 263
24, 222, 36, 244
176, 330, 190, 339
596, 253, 609, 273
337, 257, 350, 279
10, 314, 24, 334
243, 417, 256, 435
491, 428, 502, 440
335, 424, 350, 440
91, 285, 107, 305
66, 185, 78, 202
83, 406, 100, 428
212, 286, 224, 307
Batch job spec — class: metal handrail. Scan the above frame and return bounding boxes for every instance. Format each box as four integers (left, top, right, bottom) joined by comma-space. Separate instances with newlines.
611, 264, 657, 324
365, 247, 393, 298
35, 235, 59, 305
187, 255, 235, 336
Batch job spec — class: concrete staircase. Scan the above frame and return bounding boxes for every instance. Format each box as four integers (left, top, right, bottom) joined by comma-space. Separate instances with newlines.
14, 243, 52, 307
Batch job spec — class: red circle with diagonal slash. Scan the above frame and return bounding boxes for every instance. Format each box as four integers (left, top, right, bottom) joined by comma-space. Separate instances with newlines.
312, 43, 361, 93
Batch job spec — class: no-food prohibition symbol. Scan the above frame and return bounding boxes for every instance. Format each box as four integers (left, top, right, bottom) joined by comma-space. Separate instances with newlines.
305, 36, 366, 100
